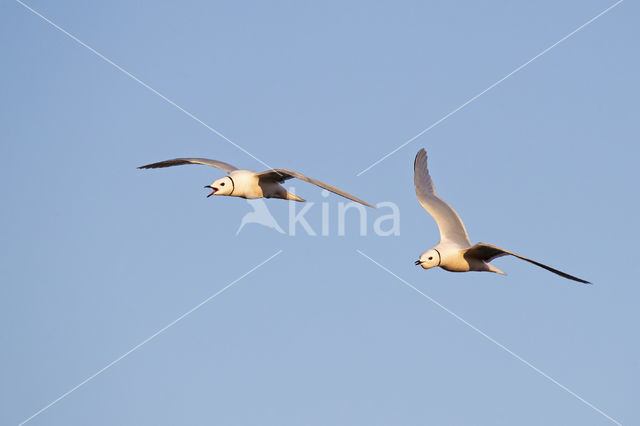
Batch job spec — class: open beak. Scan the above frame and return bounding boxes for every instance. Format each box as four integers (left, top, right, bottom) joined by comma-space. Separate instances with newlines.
204, 185, 217, 198
414, 260, 422, 266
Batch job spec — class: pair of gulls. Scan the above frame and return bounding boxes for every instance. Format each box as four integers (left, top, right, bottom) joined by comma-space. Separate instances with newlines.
139, 151, 589, 284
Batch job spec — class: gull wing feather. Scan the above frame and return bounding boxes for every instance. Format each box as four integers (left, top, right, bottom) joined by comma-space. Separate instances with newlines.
138, 158, 239, 173
257, 169, 374, 208
465, 242, 590, 284
414, 149, 470, 246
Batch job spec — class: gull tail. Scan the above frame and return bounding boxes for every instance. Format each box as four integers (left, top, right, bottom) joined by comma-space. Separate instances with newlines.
486, 263, 506, 276
286, 191, 305, 202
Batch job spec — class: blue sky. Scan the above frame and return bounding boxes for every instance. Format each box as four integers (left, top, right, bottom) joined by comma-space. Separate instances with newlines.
1, 0, 638, 425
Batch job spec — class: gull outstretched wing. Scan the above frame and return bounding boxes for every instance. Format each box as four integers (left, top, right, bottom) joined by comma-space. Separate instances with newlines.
138, 158, 239, 173
465, 242, 590, 284
257, 169, 374, 208
414, 148, 470, 247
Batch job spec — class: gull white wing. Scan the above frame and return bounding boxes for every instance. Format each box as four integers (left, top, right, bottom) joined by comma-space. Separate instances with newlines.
465, 242, 590, 284
414, 149, 470, 247
257, 169, 374, 208
138, 158, 239, 173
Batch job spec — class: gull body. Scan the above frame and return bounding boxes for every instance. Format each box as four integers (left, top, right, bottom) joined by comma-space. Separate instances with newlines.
413, 148, 589, 284
213, 169, 293, 200
138, 157, 374, 208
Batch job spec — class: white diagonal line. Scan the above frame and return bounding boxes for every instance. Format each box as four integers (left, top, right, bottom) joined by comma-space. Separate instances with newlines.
15, 0, 276, 172
356, 0, 624, 176
356, 250, 621, 425
18, 250, 283, 426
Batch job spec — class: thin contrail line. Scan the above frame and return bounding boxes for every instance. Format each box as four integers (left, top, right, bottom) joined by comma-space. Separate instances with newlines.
18, 250, 283, 426
15, 0, 277, 171
356, 0, 623, 176
356, 250, 622, 425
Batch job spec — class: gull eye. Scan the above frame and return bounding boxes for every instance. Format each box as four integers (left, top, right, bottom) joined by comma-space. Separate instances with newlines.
428, 257, 433, 260
220, 182, 225, 186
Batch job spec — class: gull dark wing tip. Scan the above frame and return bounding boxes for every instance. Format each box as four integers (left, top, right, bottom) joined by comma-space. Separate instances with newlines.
137, 161, 167, 169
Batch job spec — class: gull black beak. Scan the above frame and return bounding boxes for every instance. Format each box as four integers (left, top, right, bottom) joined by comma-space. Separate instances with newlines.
204, 185, 217, 197
414, 260, 422, 266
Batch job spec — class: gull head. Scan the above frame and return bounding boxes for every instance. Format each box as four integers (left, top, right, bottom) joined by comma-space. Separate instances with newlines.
415, 249, 440, 269
205, 176, 234, 197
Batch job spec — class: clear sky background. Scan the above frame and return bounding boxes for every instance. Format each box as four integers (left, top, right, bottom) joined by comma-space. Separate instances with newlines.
1, 1, 638, 425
